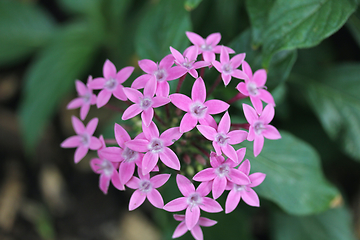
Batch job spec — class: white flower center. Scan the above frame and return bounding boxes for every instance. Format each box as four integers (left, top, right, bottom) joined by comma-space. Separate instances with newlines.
215, 163, 230, 178
148, 138, 164, 153
247, 82, 259, 96
154, 69, 167, 82
234, 184, 246, 192
222, 63, 232, 74
182, 58, 193, 69
81, 133, 90, 147
140, 97, 152, 110
122, 147, 138, 163
187, 192, 202, 208
200, 44, 212, 51
96, 159, 113, 176
139, 180, 152, 193
190, 102, 207, 119
104, 78, 118, 91
82, 92, 92, 104
215, 133, 229, 146
254, 121, 265, 135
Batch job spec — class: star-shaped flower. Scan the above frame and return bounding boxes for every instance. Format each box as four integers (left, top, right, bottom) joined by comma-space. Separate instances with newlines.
172, 214, 217, 240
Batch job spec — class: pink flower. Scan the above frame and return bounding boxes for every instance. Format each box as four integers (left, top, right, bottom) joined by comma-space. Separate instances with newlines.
126, 169, 170, 210
196, 111, 248, 162
125, 121, 182, 175
243, 103, 281, 157
170, 77, 229, 132
212, 46, 247, 86
67, 76, 97, 120
88, 59, 134, 108
163, 175, 222, 230
193, 150, 250, 199
172, 214, 217, 240
225, 159, 266, 213
122, 78, 170, 126
61, 116, 102, 163
186, 31, 235, 63
131, 55, 186, 97
170, 46, 209, 78
236, 61, 275, 114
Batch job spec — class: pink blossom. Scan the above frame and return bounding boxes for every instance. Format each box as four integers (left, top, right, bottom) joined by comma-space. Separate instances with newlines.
196, 111, 248, 162
170, 77, 229, 132
243, 103, 281, 157
193, 150, 250, 199
212, 46, 247, 86
126, 169, 170, 210
87, 59, 134, 108
131, 55, 186, 97
172, 214, 217, 240
170, 46, 209, 78
236, 61, 275, 114
225, 159, 266, 213
67, 76, 97, 120
186, 31, 235, 63
125, 121, 182, 175
122, 78, 170, 126
61, 116, 102, 163
163, 175, 222, 230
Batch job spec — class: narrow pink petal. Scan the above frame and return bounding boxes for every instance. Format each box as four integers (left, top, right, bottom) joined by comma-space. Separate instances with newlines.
186, 205, 200, 230
119, 161, 135, 185
151, 174, 170, 188
111, 170, 125, 190
113, 86, 127, 101
180, 113, 198, 133
167, 66, 187, 80
152, 96, 171, 108
192, 77, 206, 103
144, 77, 157, 97
204, 99, 229, 114
87, 77, 105, 89
201, 114, 217, 129
199, 197, 223, 213
96, 89, 112, 108
221, 144, 238, 162
147, 189, 164, 208
228, 169, 250, 185
75, 80, 87, 95
212, 61, 223, 73
131, 74, 151, 89
170, 46, 185, 63
80, 104, 90, 120
260, 104, 275, 124
198, 217, 217, 227
99, 147, 121, 162
61, 136, 81, 148
242, 61, 253, 78
67, 98, 83, 109
122, 104, 142, 120
249, 173, 266, 188
142, 152, 159, 175
242, 104, 258, 125
232, 69, 248, 80
253, 135, 264, 157
186, 31, 205, 46
259, 89, 275, 106
125, 139, 149, 152
173, 214, 185, 222
159, 54, 175, 70
116, 66, 134, 84
129, 190, 147, 211
225, 190, 240, 214
221, 73, 231, 86
222, 46, 235, 54
156, 81, 170, 97
227, 130, 247, 144
218, 111, 230, 133
213, 142, 222, 156
176, 174, 195, 197
263, 125, 281, 140
196, 181, 212, 197
193, 61, 210, 69
242, 188, 260, 207
202, 51, 215, 63
193, 168, 216, 182
190, 225, 203, 240
206, 33, 221, 46
238, 159, 250, 175
159, 147, 180, 170
247, 126, 255, 141
169, 94, 192, 112
253, 69, 267, 87
236, 82, 249, 95
89, 136, 102, 150
86, 117, 98, 135
103, 59, 117, 79
196, 125, 216, 141
138, 59, 157, 74
123, 87, 142, 104
114, 123, 130, 148
236, 148, 246, 164
160, 127, 182, 146
143, 121, 159, 139
189, 69, 199, 78
72, 116, 85, 134
90, 94, 97, 104
126, 176, 140, 189
212, 177, 227, 199
99, 174, 111, 194
220, 46, 229, 64
163, 197, 188, 212
250, 96, 263, 114
74, 145, 88, 163
230, 53, 246, 69
209, 153, 224, 168
141, 108, 154, 127
185, 45, 198, 61
90, 158, 102, 173
172, 222, 188, 239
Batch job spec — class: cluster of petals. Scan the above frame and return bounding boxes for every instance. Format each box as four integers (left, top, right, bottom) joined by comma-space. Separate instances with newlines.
131, 54, 185, 97
88, 59, 134, 108
243, 103, 281, 157
170, 77, 229, 132
193, 149, 249, 199
225, 159, 266, 213
60, 116, 102, 163
236, 61, 275, 114
67, 76, 97, 120
172, 214, 217, 240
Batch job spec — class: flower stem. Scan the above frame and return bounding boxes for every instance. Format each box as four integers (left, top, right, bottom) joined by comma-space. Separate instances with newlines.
231, 123, 250, 130
176, 74, 187, 93
154, 110, 166, 126
104, 139, 118, 145
104, 103, 124, 112
207, 74, 222, 96
227, 92, 247, 105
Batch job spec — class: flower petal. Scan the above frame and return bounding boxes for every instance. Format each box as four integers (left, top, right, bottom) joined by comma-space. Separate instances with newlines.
227, 130, 247, 144
212, 176, 227, 199
220, 46, 229, 64
253, 69, 267, 87
242, 104, 258, 125
249, 172, 266, 188
263, 125, 281, 140
186, 205, 200, 230
159, 147, 180, 170
180, 113, 198, 133
156, 81, 170, 97
119, 161, 135, 185
123, 87, 142, 104
229, 169, 250, 185
143, 121, 159, 139
86, 117, 98, 136
172, 222, 188, 239
96, 89, 112, 108
199, 197, 223, 213
160, 127, 182, 146
125, 139, 149, 152
170, 46, 185, 63
99, 174, 111, 194
190, 224, 203, 240
198, 217, 217, 227
253, 134, 264, 157
218, 111, 230, 133
80, 104, 90, 120
141, 108, 154, 127
230, 53, 246, 69
206, 32, 221, 46
225, 189, 241, 214
163, 197, 188, 212
142, 152, 159, 175
196, 125, 216, 141
242, 61, 252, 78
192, 77, 206, 103
72, 116, 85, 134
61, 136, 81, 148
138, 59, 157, 74
176, 174, 195, 197
114, 123, 131, 147
122, 104, 142, 120
193, 168, 216, 182
128, 190, 147, 211
151, 174, 171, 188
242, 188, 260, 207
170, 93, 192, 112
159, 54, 175, 70
67, 98, 83, 109
131, 74, 151, 89
103, 59, 117, 79
260, 104, 275, 124
147, 189, 164, 208
74, 145, 88, 163
186, 31, 204, 46
204, 100, 229, 114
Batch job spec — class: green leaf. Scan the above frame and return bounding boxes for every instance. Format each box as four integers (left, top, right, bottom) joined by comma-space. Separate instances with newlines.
238, 131, 340, 215
58, 0, 102, 15
184, 0, 203, 11
19, 23, 102, 152
135, 0, 192, 62
290, 63, 360, 161
346, 13, 360, 48
0, 0, 56, 66
271, 206, 356, 240
246, 0, 358, 67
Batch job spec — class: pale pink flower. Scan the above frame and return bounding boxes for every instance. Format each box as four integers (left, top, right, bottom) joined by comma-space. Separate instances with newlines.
193, 150, 250, 199
131, 54, 185, 97
126, 169, 170, 210
88, 59, 134, 108
61, 116, 102, 163
163, 175, 222, 230
170, 46, 209, 78
225, 159, 266, 213
122, 78, 170, 126
196, 111, 247, 162
67, 76, 97, 120
212, 46, 247, 86
170, 77, 229, 132
243, 103, 281, 157
236, 61, 275, 114
186, 31, 235, 63
172, 214, 217, 240
125, 122, 182, 175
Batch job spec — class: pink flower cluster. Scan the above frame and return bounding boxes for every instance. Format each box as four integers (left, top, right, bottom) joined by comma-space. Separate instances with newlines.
61, 32, 281, 240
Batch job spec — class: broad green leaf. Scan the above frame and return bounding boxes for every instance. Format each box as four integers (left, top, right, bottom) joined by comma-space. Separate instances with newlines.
290, 63, 360, 161
246, 0, 358, 67
135, 0, 192, 62
238, 131, 340, 215
184, 0, 202, 11
346, 13, 360, 48
271, 207, 356, 240
0, 0, 56, 66
19, 23, 102, 152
